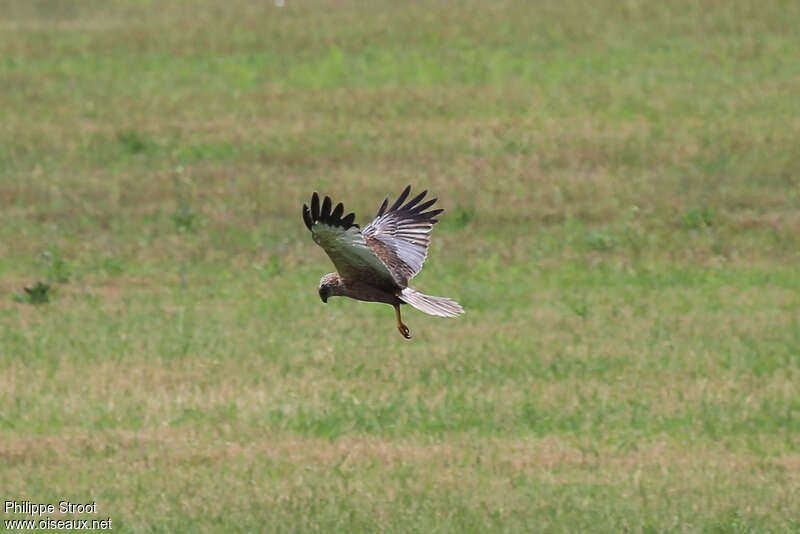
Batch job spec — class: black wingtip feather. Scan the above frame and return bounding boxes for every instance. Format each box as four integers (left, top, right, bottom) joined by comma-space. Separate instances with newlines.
407, 197, 437, 215
417, 208, 443, 221
388, 185, 411, 212
341, 212, 356, 228
311, 192, 320, 220
321, 196, 332, 219
303, 193, 359, 231
331, 202, 344, 220
376, 197, 389, 217
404, 190, 427, 211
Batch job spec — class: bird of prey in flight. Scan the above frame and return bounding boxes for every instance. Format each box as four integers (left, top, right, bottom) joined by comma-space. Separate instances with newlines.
302, 185, 463, 339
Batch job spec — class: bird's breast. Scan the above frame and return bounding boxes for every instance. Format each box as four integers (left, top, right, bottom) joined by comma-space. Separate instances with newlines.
342, 280, 400, 305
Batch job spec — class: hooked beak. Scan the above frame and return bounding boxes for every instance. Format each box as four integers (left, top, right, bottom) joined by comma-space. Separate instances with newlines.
319, 290, 328, 303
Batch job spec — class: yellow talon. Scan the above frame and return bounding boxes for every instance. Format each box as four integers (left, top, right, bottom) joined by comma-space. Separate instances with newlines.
398, 323, 411, 339
395, 305, 412, 340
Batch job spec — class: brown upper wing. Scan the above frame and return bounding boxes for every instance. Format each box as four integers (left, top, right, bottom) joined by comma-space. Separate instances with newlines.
362, 185, 443, 288
303, 192, 399, 288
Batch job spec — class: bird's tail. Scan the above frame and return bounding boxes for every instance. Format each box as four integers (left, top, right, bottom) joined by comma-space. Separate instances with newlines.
399, 288, 464, 318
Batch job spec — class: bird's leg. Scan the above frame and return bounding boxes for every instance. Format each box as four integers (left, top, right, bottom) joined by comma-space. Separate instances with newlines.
394, 304, 411, 339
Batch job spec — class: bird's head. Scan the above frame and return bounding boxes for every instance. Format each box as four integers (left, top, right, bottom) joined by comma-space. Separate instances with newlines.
318, 272, 341, 303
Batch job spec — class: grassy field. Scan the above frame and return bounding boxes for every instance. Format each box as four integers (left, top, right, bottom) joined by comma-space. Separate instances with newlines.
1, 0, 799, 532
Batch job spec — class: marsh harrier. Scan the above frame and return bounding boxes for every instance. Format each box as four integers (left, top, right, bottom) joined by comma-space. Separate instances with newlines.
302, 185, 463, 339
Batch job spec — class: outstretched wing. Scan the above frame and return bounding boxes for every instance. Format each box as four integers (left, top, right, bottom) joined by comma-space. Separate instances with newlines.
363, 185, 443, 288
303, 192, 399, 288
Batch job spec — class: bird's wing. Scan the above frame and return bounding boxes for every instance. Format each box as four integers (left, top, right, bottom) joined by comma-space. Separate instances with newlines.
303, 192, 400, 288
362, 185, 443, 288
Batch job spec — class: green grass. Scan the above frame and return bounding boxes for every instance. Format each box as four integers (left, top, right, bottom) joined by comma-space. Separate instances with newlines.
1, 0, 799, 532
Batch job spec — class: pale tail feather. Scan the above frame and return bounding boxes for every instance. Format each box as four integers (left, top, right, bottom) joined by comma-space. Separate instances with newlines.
399, 288, 464, 318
